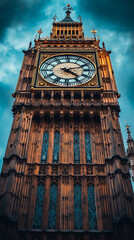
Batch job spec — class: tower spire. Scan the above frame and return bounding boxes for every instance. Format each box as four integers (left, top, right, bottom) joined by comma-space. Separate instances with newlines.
126, 123, 133, 141
63, 4, 73, 14
125, 123, 134, 186
78, 15, 83, 23
37, 28, 43, 39
50, 3, 84, 39
91, 29, 97, 39
62, 4, 74, 22
53, 15, 58, 23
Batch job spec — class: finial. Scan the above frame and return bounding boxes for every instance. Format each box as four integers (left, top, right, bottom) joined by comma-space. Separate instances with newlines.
91, 29, 97, 39
97, 35, 100, 41
63, 4, 73, 13
37, 28, 43, 39
102, 41, 105, 49
125, 122, 131, 132
53, 15, 58, 22
125, 122, 132, 141
28, 41, 32, 50
78, 15, 83, 23
34, 35, 37, 42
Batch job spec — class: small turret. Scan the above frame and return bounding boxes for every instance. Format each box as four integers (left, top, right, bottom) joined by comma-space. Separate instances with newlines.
126, 124, 134, 184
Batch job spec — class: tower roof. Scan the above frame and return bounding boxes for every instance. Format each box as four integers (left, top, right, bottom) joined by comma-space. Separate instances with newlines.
60, 4, 74, 23
50, 4, 84, 39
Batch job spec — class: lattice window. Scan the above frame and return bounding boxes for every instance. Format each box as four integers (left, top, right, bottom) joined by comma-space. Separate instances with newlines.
33, 184, 44, 229
87, 185, 97, 230
53, 131, 60, 163
48, 184, 57, 229
41, 132, 49, 163
85, 132, 92, 163
74, 132, 80, 163
74, 184, 82, 229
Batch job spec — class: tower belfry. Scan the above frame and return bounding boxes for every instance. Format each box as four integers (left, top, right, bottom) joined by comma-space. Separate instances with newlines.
50, 5, 84, 39
0, 4, 134, 240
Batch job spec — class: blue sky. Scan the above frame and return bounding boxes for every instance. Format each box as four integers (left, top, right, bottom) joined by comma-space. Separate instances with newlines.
0, 0, 134, 170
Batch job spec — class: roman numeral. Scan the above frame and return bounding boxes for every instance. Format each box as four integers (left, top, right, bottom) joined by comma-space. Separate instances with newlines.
74, 78, 82, 83
53, 77, 60, 83
55, 58, 61, 63
82, 74, 89, 77
81, 64, 87, 67
48, 73, 53, 77
75, 57, 80, 63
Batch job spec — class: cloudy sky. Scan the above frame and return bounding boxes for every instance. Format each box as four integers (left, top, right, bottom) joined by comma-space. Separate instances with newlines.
0, 0, 134, 170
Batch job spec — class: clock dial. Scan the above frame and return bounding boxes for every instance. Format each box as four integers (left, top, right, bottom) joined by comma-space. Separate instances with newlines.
39, 55, 95, 86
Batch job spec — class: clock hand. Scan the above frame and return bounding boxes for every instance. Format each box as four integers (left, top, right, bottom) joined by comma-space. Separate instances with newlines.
61, 68, 79, 77
68, 71, 79, 77
67, 64, 87, 70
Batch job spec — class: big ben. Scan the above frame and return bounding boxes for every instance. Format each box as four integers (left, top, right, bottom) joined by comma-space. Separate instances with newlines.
0, 4, 134, 240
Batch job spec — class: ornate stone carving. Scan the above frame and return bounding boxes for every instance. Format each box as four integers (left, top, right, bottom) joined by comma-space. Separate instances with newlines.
27, 166, 34, 175
52, 166, 58, 175
74, 166, 81, 175
39, 166, 46, 175
87, 166, 93, 175
62, 165, 69, 175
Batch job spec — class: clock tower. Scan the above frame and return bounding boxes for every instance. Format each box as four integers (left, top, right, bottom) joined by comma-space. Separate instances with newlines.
0, 5, 134, 240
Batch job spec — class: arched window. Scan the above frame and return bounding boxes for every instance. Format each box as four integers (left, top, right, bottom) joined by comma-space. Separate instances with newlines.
53, 131, 60, 163
54, 92, 61, 100
64, 92, 71, 100
94, 93, 101, 101
41, 132, 49, 163
33, 184, 44, 229
74, 132, 80, 163
85, 132, 92, 163
44, 92, 51, 100
74, 92, 81, 100
48, 184, 57, 229
87, 185, 97, 229
74, 184, 82, 229
84, 92, 91, 100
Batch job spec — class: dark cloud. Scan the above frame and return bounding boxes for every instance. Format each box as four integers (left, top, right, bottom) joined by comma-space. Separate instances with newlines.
0, 0, 51, 39
0, 82, 13, 109
79, 0, 134, 32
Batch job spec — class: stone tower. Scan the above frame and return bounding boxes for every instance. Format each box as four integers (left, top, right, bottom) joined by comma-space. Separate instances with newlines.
0, 5, 134, 240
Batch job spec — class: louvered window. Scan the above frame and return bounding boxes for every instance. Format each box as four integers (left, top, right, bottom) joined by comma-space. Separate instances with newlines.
33, 184, 44, 228
41, 132, 49, 163
85, 132, 92, 163
48, 184, 57, 229
74, 184, 82, 229
74, 132, 80, 163
87, 185, 97, 229
53, 131, 60, 163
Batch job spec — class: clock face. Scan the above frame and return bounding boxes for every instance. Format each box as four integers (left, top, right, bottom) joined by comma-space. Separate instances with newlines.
39, 55, 95, 87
